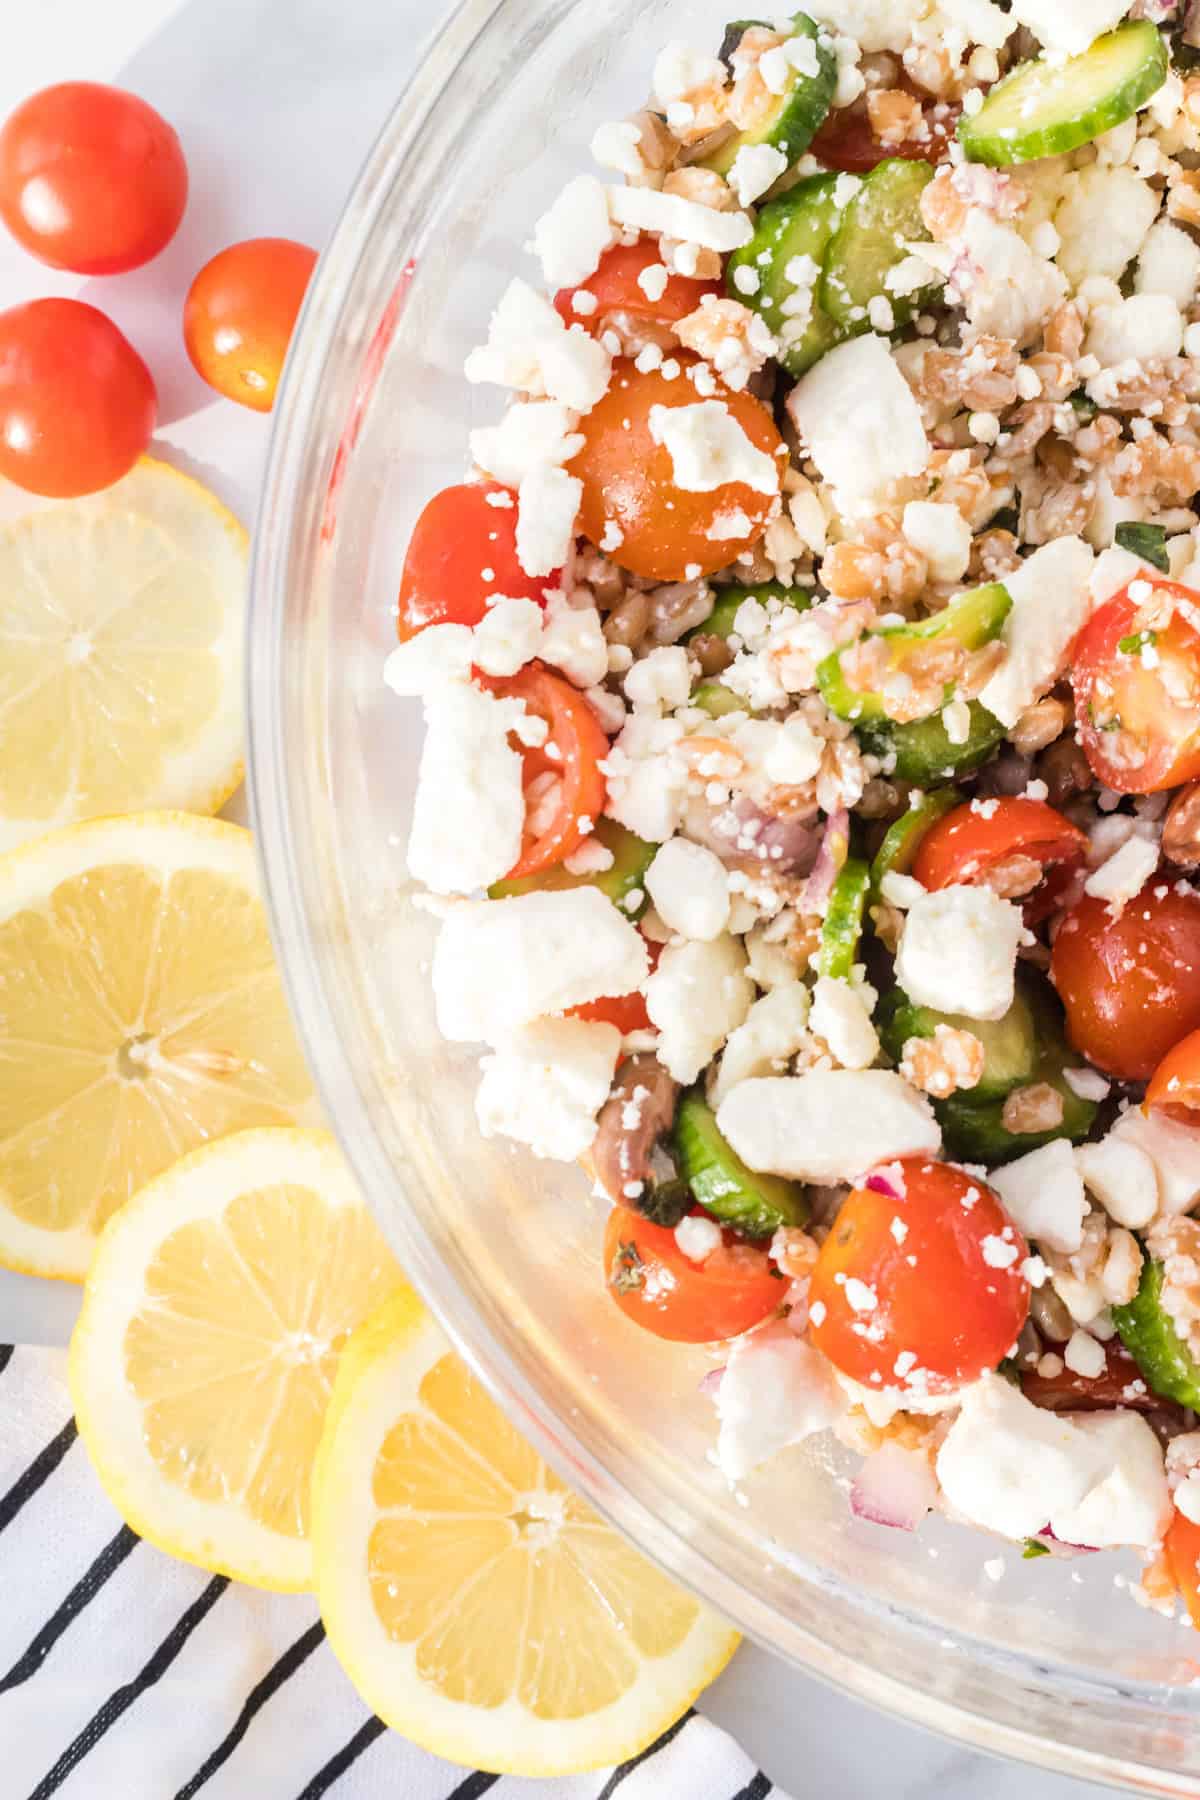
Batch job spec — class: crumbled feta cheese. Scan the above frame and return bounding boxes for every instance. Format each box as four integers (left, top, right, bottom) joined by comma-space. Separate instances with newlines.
1076, 1135, 1159, 1230
1050, 1412, 1170, 1551
602, 712, 690, 842
713, 980, 811, 1105
1054, 167, 1160, 289
786, 334, 929, 518
433, 889, 649, 1044
1085, 293, 1183, 369
715, 1322, 845, 1482
405, 682, 527, 895
941, 213, 1068, 346
1083, 835, 1159, 912
645, 836, 731, 941
647, 399, 780, 496
810, 976, 879, 1071
979, 536, 1096, 727
470, 596, 545, 678
638, 261, 670, 304
1111, 1105, 1200, 1220
383, 622, 475, 696
652, 40, 726, 105
901, 501, 972, 584
1064, 1329, 1106, 1380
716, 1070, 939, 1182
532, 175, 615, 289
800, 0, 926, 53
607, 185, 754, 255
1008, 0, 1136, 58
465, 277, 611, 411
538, 590, 609, 690
1063, 1065, 1111, 1104
1136, 219, 1200, 311
762, 713, 824, 785
895, 885, 1024, 1022
590, 119, 644, 179
646, 934, 754, 1085
516, 466, 581, 578
675, 1213, 724, 1263
624, 644, 692, 711
990, 1140, 1087, 1256
476, 1016, 621, 1159
937, 0, 1013, 49
729, 143, 789, 208
470, 400, 584, 487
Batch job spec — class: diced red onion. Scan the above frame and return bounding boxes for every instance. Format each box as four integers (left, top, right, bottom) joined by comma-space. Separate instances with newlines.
684, 795, 821, 878
1034, 1526, 1099, 1558
699, 1366, 726, 1398
802, 808, 850, 911
1132, 0, 1178, 18
865, 1166, 904, 1201
850, 1441, 938, 1531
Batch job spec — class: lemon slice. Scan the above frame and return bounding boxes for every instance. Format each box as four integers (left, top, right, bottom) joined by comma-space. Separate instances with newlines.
0, 811, 314, 1279
312, 1289, 739, 1776
70, 1127, 401, 1590
0, 458, 245, 851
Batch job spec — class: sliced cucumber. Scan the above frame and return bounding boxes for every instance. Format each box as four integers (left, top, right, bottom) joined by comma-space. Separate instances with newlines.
818, 582, 1012, 728
877, 983, 1039, 1104
726, 173, 847, 376
692, 580, 814, 642
705, 13, 836, 177
691, 680, 751, 720
1114, 1259, 1200, 1411
959, 22, 1168, 167
860, 702, 1006, 787
674, 1092, 808, 1238
817, 855, 870, 980
820, 158, 936, 333
489, 816, 654, 910
868, 788, 959, 900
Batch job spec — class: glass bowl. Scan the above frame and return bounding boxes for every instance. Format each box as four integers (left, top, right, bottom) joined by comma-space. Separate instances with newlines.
247, 0, 1200, 1787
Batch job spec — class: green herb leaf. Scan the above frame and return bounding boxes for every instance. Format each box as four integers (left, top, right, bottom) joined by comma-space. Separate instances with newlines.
1022, 1538, 1051, 1560
1118, 629, 1158, 655
1115, 521, 1170, 574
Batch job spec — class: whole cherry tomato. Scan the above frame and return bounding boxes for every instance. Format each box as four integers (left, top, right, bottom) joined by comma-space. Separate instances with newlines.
0, 299, 156, 498
808, 1159, 1030, 1393
1146, 1027, 1200, 1123
397, 481, 555, 640
0, 81, 187, 273
1165, 1511, 1200, 1632
184, 237, 317, 412
1073, 578, 1200, 794
604, 1205, 784, 1343
913, 796, 1089, 922
1051, 883, 1200, 1082
810, 97, 958, 173
569, 356, 785, 582
489, 662, 608, 879
554, 240, 722, 338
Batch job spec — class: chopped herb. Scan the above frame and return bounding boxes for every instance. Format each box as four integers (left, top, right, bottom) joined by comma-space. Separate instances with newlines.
1115, 521, 1170, 574
634, 1179, 692, 1230
1022, 1538, 1051, 1560
1118, 629, 1159, 655
610, 1239, 646, 1295
1068, 390, 1097, 424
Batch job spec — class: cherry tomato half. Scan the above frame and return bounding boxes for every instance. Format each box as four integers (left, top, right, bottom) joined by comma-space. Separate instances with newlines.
810, 97, 958, 173
604, 1205, 783, 1342
488, 662, 608, 879
569, 355, 785, 582
0, 81, 187, 274
554, 240, 722, 337
1022, 1342, 1157, 1413
1146, 1027, 1200, 1123
1165, 1512, 1200, 1632
184, 237, 317, 412
1073, 578, 1200, 795
809, 1159, 1030, 1393
913, 797, 1089, 923
0, 298, 156, 498
1051, 883, 1200, 1083
397, 481, 555, 640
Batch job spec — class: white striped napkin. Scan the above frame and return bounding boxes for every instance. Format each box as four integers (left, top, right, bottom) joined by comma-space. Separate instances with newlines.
0, 1345, 792, 1800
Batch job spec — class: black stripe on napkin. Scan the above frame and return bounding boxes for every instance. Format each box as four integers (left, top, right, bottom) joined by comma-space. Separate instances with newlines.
0, 1418, 77, 1537
595, 1707, 696, 1799
294, 1716, 388, 1799
0, 1524, 139, 1692
731, 1774, 773, 1800
0, 1345, 14, 1377
174, 1621, 328, 1799
444, 1773, 499, 1799
27, 1575, 230, 1800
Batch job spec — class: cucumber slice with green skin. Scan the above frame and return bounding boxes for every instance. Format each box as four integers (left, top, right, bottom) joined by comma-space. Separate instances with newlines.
877, 982, 1039, 1103
1113, 1259, 1200, 1410
726, 173, 847, 376
691, 580, 814, 642
704, 14, 837, 177
958, 22, 1168, 167
935, 981, 1098, 1164
691, 680, 751, 720
674, 1092, 808, 1238
859, 701, 1007, 786
820, 158, 936, 333
818, 582, 1012, 727
489, 816, 654, 910
868, 788, 959, 900
817, 856, 870, 980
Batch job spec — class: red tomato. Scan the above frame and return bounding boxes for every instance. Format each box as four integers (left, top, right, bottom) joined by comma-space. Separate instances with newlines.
0, 299, 155, 498
572, 939, 660, 1034
0, 82, 186, 274
489, 663, 608, 879
569, 356, 785, 582
809, 1159, 1030, 1392
1022, 1342, 1157, 1413
1165, 1512, 1200, 1632
1146, 1027, 1200, 1123
913, 797, 1088, 922
184, 238, 317, 412
397, 481, 555, 639
604, 1206, 783, 1342
1051, 883, 1200, 1082
1073, 579, 1200, 794
810, 99, 958, 173
554, 241, 722, 337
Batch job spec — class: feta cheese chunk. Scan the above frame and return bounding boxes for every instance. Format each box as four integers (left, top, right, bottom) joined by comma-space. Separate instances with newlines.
1049, 1412, 1171, 1551
406, 682, 527, 895
729, 143, 788, 208
956, 214, 1068, 346
476, 1016, 621, 1159
1136, 219, 1200, 311
644, 837, 731, 941
989, 1140, 1087, 1255
1111, 1105, 1200, 1219
800, 0, 926, 53
465, 277, 611, 411
809, 976, 879, 1071
895, 885, 1025, 1022
469, 400, 584, 487
645, 934, 754, 1084
1085, 294, 1183, 370
470, 597, 544, 678
787, 335, 929, 517
433, 890, 649, 1044
516, 466, 581, 578
715, 1323, 844, 1482
1076, 1135, 1160, 1230
716, 1070, 940, 1182
1054, 168, 1160, 289
625, 645, 692, 712
383, 622, 474, 696
606, 185, 754, 255
1009, 0, 1135, 59
712, 980, 811, 1105
532, 175, 615, 289
647, 400, 780, 496
901, 501, 972, 584
539, 591, 609, 688
979, 536, 1095, 727
1083, 835, 1158, 911
652, 40, 726, 105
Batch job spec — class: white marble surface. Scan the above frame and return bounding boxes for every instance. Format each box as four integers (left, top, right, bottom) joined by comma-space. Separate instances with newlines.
0, 2, 1120, 1794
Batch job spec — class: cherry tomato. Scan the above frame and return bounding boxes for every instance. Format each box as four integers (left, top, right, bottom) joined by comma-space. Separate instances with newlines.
1051, 883, 1200, 1082
0, 299, 156, 499
1146, 1027, 1200, 1123
1022, 1342, 1158, 1413
913, 797, 1089, 923
569, 356, 785, 582
1073, 578, 1200, 795
572, 939, 660, 1034
184, 237, 317, 412
1165, 1512, 1200, 1632
809, 1159, 1030, 1393
810, 98, 958, 173
554, 241, 722, 338
488, 662, 608, 879
604, 1205, 783, 1342
397, 481, 555, 640
0, 82, 187, 274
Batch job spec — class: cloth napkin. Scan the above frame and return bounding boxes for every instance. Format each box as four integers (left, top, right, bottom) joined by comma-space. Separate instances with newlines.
0, 1345, 792, 1800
